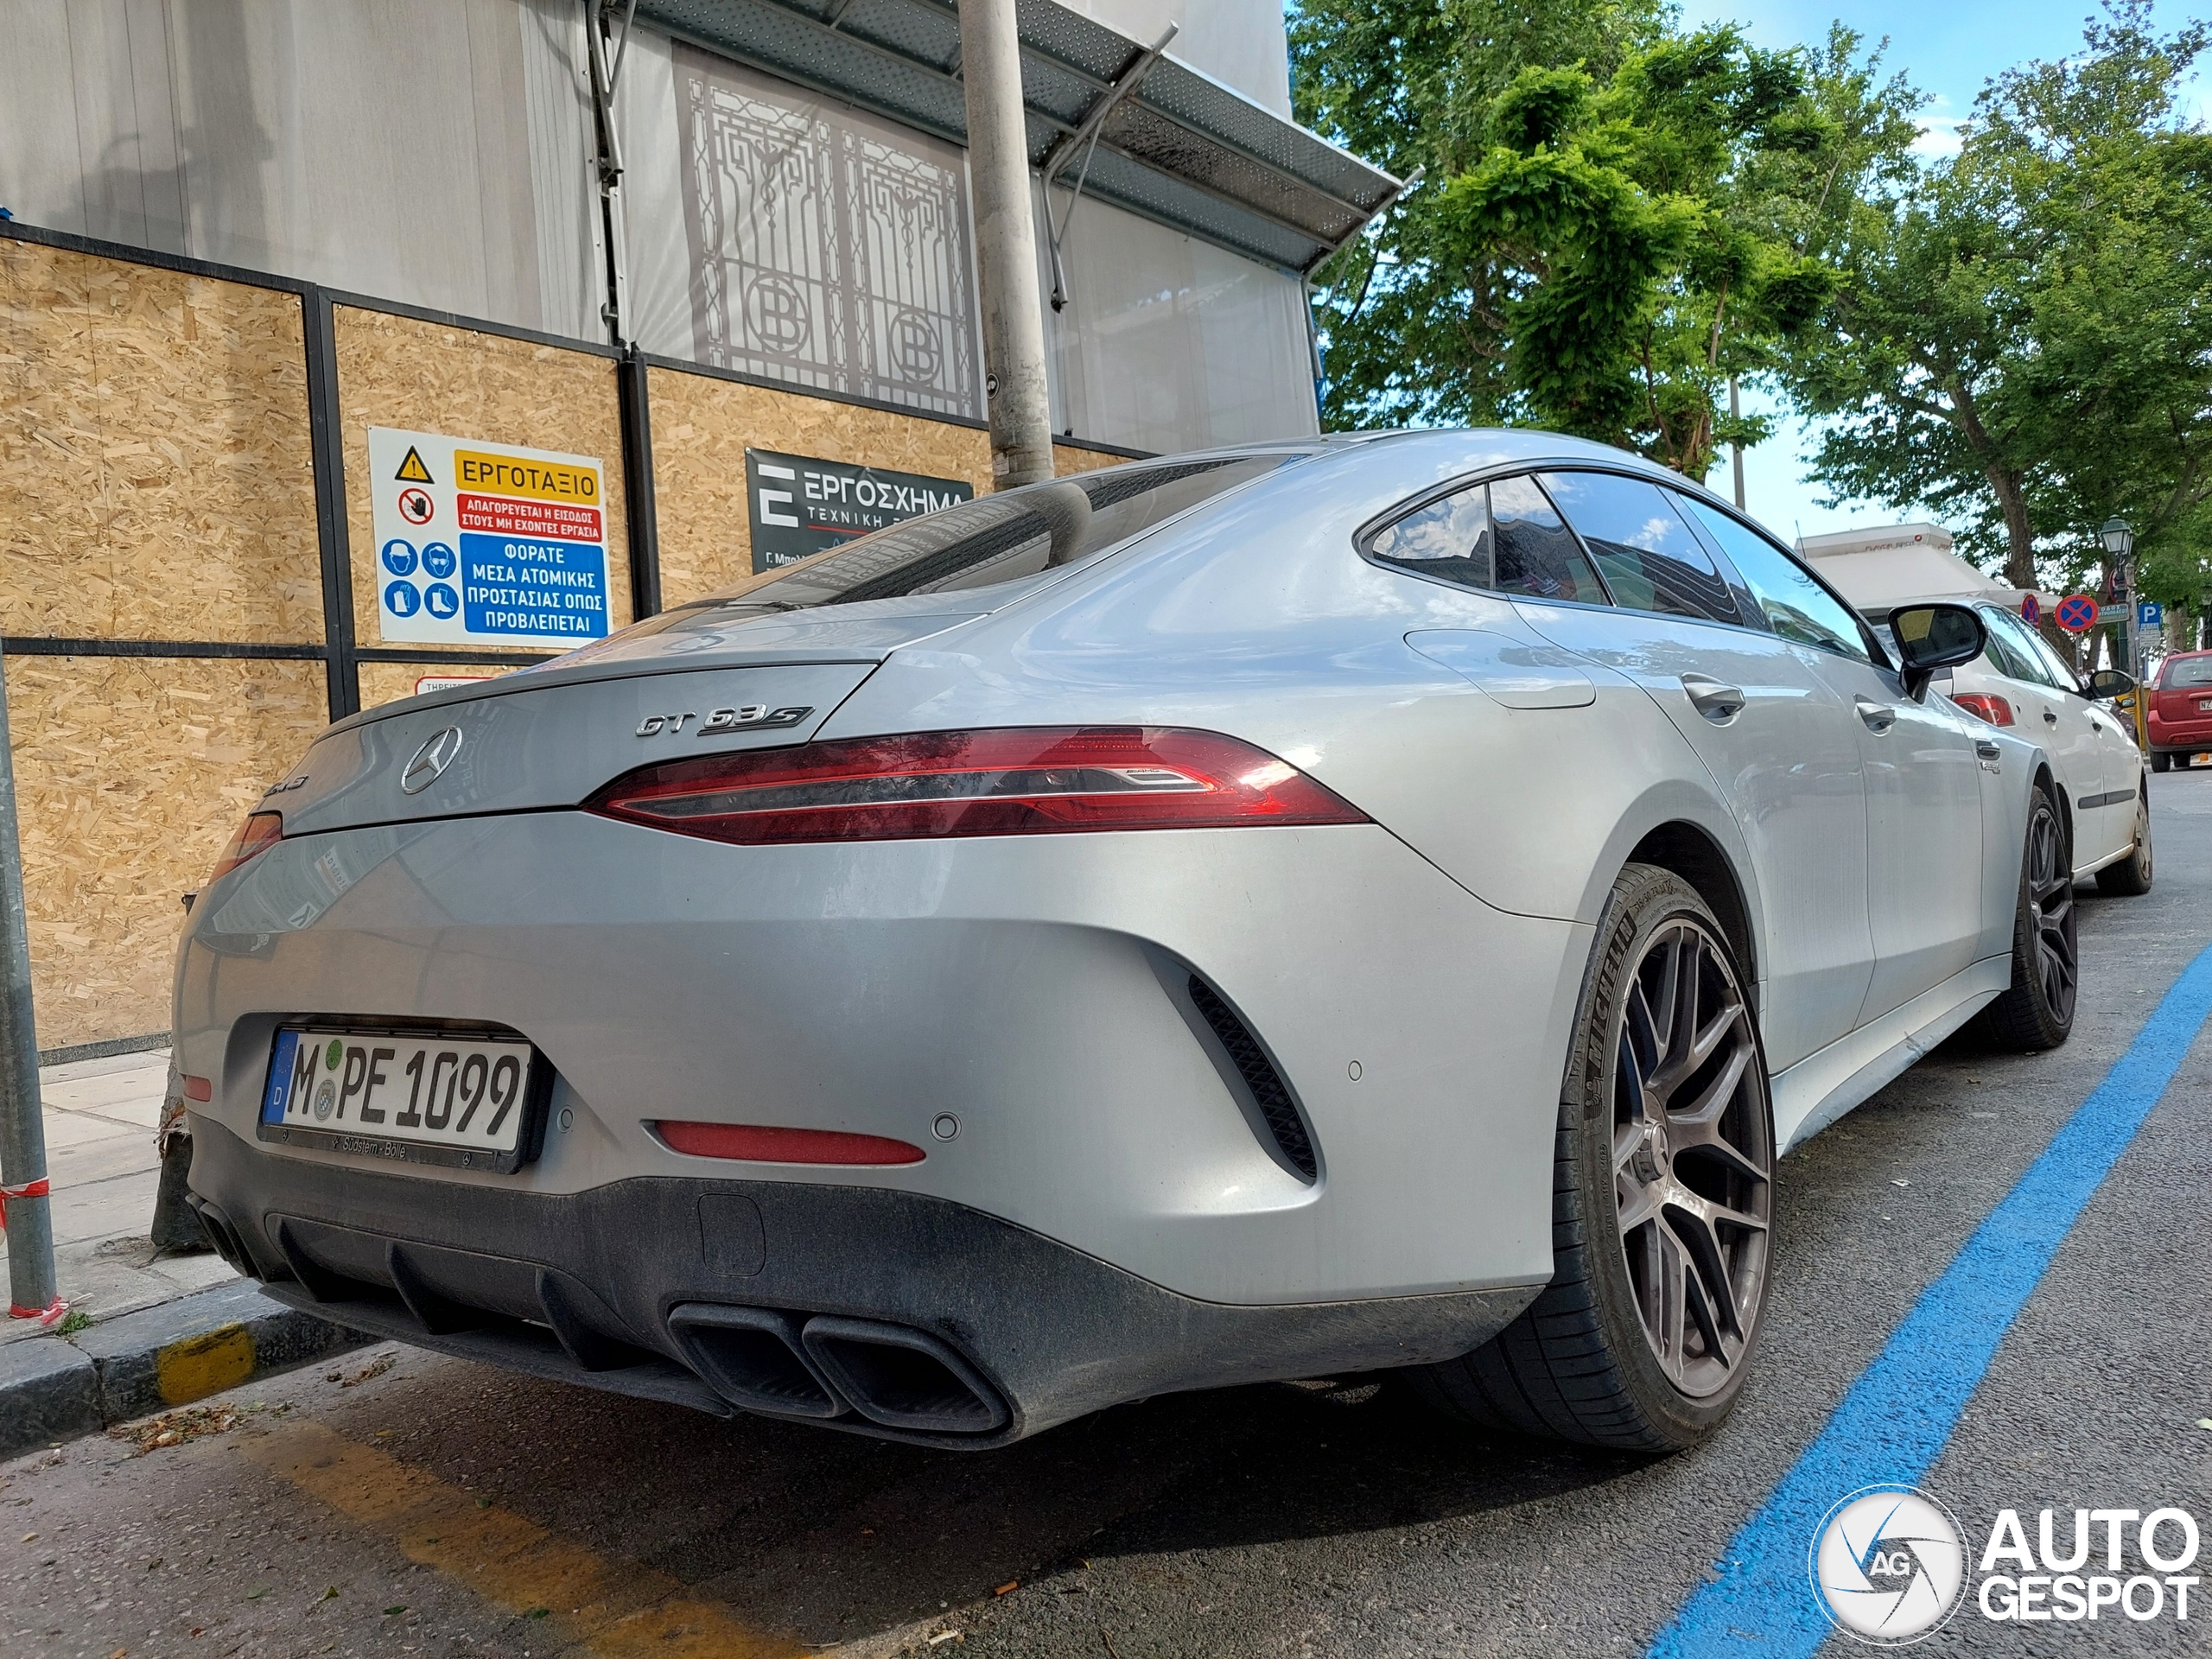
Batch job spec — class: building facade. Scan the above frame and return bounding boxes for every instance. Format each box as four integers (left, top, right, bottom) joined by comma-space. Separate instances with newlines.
0, 0, 1395, 1050
3, 0, 1370, 454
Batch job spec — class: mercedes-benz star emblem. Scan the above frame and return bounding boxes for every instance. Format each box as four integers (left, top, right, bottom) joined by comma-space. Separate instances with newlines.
400, 726, 465, 795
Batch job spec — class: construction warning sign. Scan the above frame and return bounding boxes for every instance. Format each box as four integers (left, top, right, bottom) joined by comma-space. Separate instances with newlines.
366, 427, 612, 648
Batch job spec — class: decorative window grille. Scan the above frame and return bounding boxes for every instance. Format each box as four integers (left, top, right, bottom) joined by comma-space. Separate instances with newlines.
677, 52, 981, 421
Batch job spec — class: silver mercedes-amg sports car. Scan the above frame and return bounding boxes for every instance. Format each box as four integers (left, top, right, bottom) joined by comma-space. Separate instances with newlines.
176, 429, 2075, 1452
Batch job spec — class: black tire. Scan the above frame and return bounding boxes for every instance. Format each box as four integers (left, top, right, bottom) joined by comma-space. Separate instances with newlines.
2152, 751, 2172, 773
1408, 864, 1774, 1452
1974, 781, 2077, 1049
2096, 785, 2153, 896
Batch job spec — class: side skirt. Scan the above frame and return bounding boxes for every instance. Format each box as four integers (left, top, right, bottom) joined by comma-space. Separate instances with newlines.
1770, 956, 2012, 1153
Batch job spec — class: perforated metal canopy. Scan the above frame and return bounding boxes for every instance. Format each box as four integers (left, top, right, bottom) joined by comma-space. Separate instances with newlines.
634, 0, 1402, 272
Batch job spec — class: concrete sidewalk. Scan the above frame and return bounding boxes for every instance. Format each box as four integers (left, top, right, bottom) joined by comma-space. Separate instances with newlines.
1, 1048, 237, 1344
2, 1050, 365, 1457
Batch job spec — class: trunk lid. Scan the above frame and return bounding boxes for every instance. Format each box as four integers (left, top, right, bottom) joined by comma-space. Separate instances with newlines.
276, 607, 981, 836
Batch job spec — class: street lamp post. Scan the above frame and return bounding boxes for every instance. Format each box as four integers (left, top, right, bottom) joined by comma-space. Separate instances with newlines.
2101, 517, 2145, 747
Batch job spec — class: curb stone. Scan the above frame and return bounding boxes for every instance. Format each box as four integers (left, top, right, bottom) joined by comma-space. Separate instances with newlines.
0, 1339, 102, 1457
1, 1281, 366, 1460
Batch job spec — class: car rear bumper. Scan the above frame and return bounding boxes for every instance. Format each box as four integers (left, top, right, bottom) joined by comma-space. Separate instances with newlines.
175, 813, 1587, 1309
2149, 708, 2212, 749
185, 1116, 1535, 1446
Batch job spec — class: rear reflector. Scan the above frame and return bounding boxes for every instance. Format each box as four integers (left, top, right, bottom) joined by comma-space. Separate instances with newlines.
183, 1076, 213, 1102
1951, 692, 2014, 727
586, 727, 1367, 846
655, 1122, 925, 1166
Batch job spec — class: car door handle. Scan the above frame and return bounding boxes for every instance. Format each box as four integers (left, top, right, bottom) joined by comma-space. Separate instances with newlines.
2043, 709, 2059, 724
1976, 739, 2002, 761
1681, 674, 1746, 723
1855, 696, 1897, 734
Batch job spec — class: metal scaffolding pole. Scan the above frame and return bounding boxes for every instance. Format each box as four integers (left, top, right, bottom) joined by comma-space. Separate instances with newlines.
957, 0, 1055, 490
0, 658, 59, 1321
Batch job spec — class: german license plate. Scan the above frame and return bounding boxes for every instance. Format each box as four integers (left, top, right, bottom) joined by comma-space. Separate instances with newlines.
259, 1026, 547, 1172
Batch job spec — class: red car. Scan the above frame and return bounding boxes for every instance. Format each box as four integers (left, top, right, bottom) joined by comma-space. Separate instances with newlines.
2147, 648, 2212, 771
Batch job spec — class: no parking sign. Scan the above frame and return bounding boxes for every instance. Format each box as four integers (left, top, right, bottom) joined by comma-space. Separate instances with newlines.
367, 427, 611, 648
2055, 594, 2100, 635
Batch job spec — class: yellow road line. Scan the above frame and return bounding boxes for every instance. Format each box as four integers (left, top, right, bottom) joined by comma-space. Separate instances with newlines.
243, 1418, 802, 1658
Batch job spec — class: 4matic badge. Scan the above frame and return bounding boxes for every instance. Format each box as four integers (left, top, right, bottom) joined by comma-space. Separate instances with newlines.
635, 705, 811, 737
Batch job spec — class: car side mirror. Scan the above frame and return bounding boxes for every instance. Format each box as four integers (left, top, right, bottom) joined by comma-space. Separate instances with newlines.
1888, 603, 1987, 702
2087, 668, 2135, 701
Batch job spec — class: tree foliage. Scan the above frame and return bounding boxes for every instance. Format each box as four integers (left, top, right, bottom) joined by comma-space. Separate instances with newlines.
1782, 2, 2212, 601
1290, 3, 1917, 479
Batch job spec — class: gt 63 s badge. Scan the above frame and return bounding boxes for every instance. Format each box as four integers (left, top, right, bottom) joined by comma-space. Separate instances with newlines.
636, 705, 811, 737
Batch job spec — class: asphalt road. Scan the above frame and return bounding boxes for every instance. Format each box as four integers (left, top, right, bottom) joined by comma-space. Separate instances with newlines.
8, 776, 2212, 1659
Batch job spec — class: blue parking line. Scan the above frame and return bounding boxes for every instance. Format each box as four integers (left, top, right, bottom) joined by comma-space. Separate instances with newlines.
1648, 939, 2212, 1658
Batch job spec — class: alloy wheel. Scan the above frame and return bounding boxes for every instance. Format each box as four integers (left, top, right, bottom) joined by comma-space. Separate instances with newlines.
1612, 920, 1772, 1399
2025, 801, 2078, 1023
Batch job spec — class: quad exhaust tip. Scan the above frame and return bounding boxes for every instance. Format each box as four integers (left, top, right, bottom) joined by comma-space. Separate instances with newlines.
667, 1303, 1009, 1435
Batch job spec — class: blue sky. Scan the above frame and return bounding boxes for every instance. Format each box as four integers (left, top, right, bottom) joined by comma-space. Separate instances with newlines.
1675, 0, 2209, 543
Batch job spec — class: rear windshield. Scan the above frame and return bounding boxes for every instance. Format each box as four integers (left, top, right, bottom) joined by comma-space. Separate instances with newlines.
683, 454, 1298, 615
2162, 655, 2212, 688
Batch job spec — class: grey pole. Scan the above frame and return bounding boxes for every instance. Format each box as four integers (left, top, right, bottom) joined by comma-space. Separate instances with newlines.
1728, 376, 1746, 510
0, 658, 59, 1319
957, 0, 1056, 490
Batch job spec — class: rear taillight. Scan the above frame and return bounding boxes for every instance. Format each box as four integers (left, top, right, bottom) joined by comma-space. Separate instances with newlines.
584, 728, 1368, 846
210, 811, 283, 881
1952, 692, 2014, 727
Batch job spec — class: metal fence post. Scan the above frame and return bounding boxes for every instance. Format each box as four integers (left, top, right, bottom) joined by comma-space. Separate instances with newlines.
0, 655, 60, 1320
617, 346, 662, 620
304, 288, 360, 722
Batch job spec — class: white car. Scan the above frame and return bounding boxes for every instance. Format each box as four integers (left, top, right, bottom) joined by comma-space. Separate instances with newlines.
1863, 601, 2150, 896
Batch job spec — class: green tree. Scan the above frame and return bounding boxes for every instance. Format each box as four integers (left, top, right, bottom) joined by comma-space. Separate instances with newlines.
1292, 5, 1917, 480
1290, 0, 1670, 429
1784, 2, 2212, 596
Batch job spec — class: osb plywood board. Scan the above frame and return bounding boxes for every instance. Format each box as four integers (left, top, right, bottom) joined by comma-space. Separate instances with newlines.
6, 653, 329, 1047
650, 367, 995, 607
1052, 441, 1131, 475
0, 240, 324, 643
357, 661, 522, 710
334, 307, 632, 652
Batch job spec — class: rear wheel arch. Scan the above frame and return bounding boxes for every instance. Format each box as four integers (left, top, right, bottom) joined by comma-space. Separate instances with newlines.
2047, 772, 2075, 858
2035, 763, 2069, 861
1625, 822, 1757, 1000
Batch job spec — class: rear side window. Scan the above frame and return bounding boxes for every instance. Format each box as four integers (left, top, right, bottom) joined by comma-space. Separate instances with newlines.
690, 454, 1295, 612
1369, 485, 1493, 589
1982, 608, 2072, 691
1674, 495, 1872, 664
1975, 608, 2044, 682
1540, 472, 1738, 624
1490, 474, 1606, 603
2164, 655, 2212, 688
